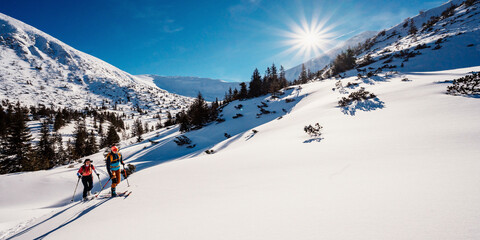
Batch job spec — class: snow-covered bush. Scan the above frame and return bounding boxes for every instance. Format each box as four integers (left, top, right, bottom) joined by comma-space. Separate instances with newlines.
173, 135, 192, 146
346, 82, 360, 88
304, 123, 323, 137
205, 149, 214, 154
447, 73, 480, 95
232, 113, 243, 119
338, 88, 377, 107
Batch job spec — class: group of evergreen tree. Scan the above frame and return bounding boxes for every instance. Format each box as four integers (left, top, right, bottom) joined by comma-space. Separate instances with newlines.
176, 93, 219, 132
0, 103, 35, 173
247, 64, 289, 99
0, 101, 123, 174
177, 64, 293, 133
332, 48, 357, 75
292, 64, 319, 85
224, 63, 289, 104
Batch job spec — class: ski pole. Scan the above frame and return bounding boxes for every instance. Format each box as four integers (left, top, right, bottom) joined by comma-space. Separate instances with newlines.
96, 174, 102, 187
123, 166, 130, 187
71, 178, 80, 202
95, 178, 111, 198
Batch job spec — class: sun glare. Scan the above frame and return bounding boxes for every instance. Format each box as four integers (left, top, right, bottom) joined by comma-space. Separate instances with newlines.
278, 14, 339, 62
301, 32, 320, 47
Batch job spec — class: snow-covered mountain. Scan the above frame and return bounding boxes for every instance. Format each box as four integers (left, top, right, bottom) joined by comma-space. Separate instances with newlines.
136, 75, 241, 101
0, 12, 192, 113
1, 0, 480, 239
284, 31, 378, 81
334, 0, 480, 75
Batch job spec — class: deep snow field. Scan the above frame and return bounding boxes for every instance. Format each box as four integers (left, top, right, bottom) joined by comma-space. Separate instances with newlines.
1, 66, 479, 240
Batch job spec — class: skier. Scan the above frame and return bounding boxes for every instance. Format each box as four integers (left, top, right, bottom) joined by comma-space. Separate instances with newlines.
106, 146, 124, 197
77, 158, 100, 201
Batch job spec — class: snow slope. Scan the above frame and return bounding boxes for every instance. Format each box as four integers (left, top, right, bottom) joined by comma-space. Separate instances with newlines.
0, 12, 193, 112
2, 1, 480, 239
2, 65, 480, 240
345, 0, 480, 74
284, 31, 377, 81
136, 75, 242, 101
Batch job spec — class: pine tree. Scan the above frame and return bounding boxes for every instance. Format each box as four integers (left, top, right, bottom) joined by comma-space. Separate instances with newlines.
226, 88, 233, 102
105, 124, 120, 147
85, 130, 98, 156
132, 119, 144, 142
38, 120, 55, 169
333, 48, 356, 74
279, 65, 288, 89
54, 133, 66, 165
164, 111, 175, 127
248, 68, 263, 98
189, 92, 209, 129
239, 82, 248, 99
144, 122, 149, 133
262, 67, 271, 94
177, 111, 191, 132
299, 64, 308, 84
66, 139, 74, 163
53, 111, 64, 132
232, 88, 239, 100
1, 103, 34, 173
73, 119, 88, 159
0, 105, 6, 138
209, 98, 220, 122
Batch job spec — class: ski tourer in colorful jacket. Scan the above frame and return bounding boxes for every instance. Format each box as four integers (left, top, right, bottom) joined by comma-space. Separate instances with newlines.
106, 150, 124, 178
77, 160, 99, 178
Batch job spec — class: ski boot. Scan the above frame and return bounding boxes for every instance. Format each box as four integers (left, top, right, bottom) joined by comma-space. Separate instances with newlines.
111, 187, 117, 197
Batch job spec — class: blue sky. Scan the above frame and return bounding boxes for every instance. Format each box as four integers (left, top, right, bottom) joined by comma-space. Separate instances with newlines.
0, 0, 445, 82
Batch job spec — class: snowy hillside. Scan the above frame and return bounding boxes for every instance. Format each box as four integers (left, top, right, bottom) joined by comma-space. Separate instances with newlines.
2, 64, 480, 239
1, 0, 480, 239
336, 0, 480, 75
284, 31, 377, 81
0, 13, 193, 112
136, 75, 241, 101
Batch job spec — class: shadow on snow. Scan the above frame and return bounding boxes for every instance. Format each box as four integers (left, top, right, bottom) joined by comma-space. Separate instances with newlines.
341, 98, 385, 116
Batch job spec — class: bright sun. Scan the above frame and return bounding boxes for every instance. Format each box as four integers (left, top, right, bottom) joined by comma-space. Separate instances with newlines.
279, 15, 338, 62
301, 32, 320, 47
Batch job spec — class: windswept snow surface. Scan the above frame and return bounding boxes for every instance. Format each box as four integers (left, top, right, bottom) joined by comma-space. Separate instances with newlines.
1, 65, 480, 240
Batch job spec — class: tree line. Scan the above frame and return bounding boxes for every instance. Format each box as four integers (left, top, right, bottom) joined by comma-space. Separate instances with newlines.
0, 101, 125, 174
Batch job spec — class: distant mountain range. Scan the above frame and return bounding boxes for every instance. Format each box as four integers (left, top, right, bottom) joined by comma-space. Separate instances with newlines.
136, 75, 241, 102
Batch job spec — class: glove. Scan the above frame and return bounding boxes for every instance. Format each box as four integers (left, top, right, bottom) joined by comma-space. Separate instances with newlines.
78, 175, 81, 179
96, 173, 100, 178
122, 162, 125, 167
109, 172, 113, 179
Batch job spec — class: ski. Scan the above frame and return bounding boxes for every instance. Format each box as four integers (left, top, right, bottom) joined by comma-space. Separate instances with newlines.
123, 191, 132, 198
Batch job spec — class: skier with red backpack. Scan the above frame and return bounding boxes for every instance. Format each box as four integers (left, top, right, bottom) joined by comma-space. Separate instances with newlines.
106, 146, 124, 197
77, 158, 100, 201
